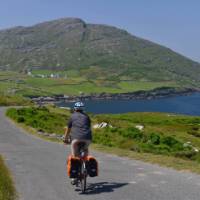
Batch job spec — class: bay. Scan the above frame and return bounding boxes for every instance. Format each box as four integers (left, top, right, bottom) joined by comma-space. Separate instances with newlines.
57, 93, 200, 116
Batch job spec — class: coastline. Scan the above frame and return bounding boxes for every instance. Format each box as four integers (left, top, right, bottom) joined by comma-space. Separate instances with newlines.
30, 87, 200, 104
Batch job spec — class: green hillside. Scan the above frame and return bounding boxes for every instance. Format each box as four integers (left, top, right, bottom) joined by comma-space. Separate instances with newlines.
0, 17, 200, 89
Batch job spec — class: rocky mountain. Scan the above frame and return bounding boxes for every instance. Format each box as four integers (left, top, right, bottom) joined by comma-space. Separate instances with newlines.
0, 17, 200, 85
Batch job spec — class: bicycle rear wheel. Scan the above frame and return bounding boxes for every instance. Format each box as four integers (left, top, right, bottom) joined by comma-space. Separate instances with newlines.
80, 163, 87, 193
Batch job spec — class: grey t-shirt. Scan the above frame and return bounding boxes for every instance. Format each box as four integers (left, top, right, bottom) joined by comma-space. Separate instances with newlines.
67, 111, 92, 140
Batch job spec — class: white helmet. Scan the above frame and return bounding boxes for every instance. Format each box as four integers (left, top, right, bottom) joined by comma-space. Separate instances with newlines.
74, 101, 85, 111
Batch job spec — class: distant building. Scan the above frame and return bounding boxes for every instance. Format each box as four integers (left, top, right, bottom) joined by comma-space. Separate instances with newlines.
50, 73, 60, 78
50, 74, 54, 78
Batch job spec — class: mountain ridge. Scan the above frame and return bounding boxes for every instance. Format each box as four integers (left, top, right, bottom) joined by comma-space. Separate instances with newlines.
0, 17, 200, 87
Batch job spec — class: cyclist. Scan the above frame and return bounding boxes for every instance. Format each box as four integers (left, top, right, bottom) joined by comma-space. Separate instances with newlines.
63, 101, 92, 157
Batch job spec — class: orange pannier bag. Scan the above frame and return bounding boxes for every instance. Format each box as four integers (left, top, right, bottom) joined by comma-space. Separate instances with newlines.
86, 156, 98, 177
67, 155, 81, 178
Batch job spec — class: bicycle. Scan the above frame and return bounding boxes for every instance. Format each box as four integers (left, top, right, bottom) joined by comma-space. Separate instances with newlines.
64, 137, 88, 193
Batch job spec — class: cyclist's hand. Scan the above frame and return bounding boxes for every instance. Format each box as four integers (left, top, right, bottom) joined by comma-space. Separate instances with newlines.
62, 136, 71, 144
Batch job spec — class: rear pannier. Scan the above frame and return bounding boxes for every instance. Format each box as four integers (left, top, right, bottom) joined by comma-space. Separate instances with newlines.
67, 155, 81, 178
87, 156, 98, 177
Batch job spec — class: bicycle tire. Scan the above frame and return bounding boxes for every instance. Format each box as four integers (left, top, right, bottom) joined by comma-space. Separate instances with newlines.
80, 163, 87, 193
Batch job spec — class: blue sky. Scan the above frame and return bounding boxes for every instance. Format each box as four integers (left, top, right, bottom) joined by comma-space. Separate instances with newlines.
0, 0, 200, 62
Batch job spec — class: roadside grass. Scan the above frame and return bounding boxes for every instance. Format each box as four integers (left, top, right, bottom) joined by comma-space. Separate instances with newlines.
6, 106, 200, 174
92, 143, 200, 174
0, 155, 17, 200
6, 106, 68, 135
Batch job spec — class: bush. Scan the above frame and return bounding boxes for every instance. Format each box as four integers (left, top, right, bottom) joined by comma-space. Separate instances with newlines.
93, 130, 116, 147
148, 133, 160, 145
6, 107, 68, 135
17, 116, 25, 123
161, 136, 179, 147
119, 127, 144, 140
93, 125, 193, 159
6, 108, 18, 120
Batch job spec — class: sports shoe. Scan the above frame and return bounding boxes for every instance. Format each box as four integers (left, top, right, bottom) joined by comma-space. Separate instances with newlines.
71, 178, 77, 185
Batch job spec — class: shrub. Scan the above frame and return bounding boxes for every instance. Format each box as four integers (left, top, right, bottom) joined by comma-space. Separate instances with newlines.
148, 133, 160, 145
119, 127, 144, 140
93, 130, 115, 147
17, 116, 25, 123
161, 136, 179, 147
6, 108, 18, 120
6, 107, 68, 135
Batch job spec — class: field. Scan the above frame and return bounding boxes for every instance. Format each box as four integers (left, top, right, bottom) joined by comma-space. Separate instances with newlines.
6, 106, 200, 173
0, 155, 16, 200
0, 70, 179, 97
0, 95, 33, 106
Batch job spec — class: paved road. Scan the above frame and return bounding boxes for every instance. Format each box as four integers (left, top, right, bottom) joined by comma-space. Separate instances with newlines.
1, 107, 200, 200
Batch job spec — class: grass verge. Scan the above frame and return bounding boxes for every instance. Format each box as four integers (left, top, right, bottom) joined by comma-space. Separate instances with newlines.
0, 155, 17, 200
92, 144, 200, 174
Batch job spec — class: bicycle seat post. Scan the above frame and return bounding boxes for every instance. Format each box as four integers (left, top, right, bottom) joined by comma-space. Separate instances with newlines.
77, 142, 87, 159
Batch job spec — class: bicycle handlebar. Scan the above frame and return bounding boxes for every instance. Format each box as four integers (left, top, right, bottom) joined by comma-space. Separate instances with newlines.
63, 136, 71, 144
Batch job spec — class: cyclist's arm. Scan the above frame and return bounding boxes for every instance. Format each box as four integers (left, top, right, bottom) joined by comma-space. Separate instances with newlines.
64, 127, 71, 139
63, 118, 72, 140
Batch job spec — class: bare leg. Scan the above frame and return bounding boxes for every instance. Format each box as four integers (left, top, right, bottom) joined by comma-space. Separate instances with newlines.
71, 139, 91, 156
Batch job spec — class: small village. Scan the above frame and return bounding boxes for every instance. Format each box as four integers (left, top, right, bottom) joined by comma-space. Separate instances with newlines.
27, 71, 67, 79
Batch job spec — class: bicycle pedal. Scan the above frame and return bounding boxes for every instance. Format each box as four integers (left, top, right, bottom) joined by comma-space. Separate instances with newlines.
71, 179, 77, 185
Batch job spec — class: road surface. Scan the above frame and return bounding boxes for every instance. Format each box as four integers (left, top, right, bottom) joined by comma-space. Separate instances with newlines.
1, 107, 200, 200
